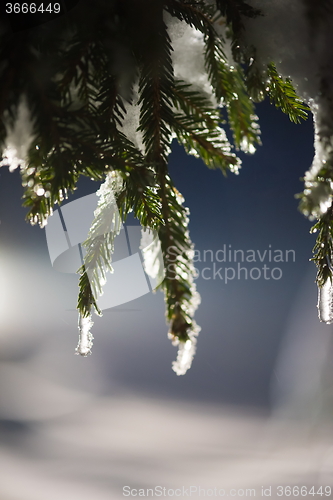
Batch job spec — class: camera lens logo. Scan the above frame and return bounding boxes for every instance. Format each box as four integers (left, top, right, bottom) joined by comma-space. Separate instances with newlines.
45, 192, 164, 309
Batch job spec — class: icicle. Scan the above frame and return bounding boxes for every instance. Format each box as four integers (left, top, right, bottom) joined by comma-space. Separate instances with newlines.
318, 279, 333, 324
172, 337, 197, 376
75, 314, 94, 356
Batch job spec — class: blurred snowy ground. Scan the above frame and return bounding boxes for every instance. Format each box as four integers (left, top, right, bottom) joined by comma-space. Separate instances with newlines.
0, 393, 333, 500
0, 241, 333, 500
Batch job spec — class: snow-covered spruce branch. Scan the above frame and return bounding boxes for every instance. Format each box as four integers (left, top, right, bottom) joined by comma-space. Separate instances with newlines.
265, 63, 310, 124
310, 205, 333, 324
76, 168, 165, 357
0, 0, 315, 374
76, 170, 124, 356
158, 181, 201, 375
136, 15, 201, 374
241, 2, 333, 323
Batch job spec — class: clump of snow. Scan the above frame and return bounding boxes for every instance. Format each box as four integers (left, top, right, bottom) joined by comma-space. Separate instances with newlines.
118, 82, 145, 153
165, 12, 218, 107
119, 11, 219, 157
89, 170, 123, 245
93, 170, 123, 233
0, 96, 35, 171
243, 0, 318, 99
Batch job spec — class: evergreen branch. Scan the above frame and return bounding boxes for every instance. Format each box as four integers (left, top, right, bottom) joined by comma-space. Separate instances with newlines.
158, 178, 200, 348
311, 204, 333, 288
21, 45, 154, 227
202, 16, 230, 103
17, 19, 131, 226
216, 0, 261, 24
171, 79, 244, 163
137, 32, 175, 163
22, 125, 157, 226
97, 77, 126, 129
0, 0, 316, 373
215, 0, 261, 61
137, 14, 200, 358
166, 0, 258, 148
118, 182, 163, 230
164, 0, 221, 39
266, 62, 310, 123
77, 171, 163, 318
172, 79, 220, 127
77, 172, 123, 316
222, 65, 261, 151
77, 269, 101, 318
198, 15, 261, 152
173, 113, 241, 174
245, 59, 266, 102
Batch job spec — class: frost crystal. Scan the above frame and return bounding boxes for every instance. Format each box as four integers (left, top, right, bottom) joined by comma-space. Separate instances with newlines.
76, 314, 94, 356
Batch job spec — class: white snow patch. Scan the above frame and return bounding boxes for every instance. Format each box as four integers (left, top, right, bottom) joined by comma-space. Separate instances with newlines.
0, 96, 35, 171
165, 12, 218, 107
243, 0, 318, 99
140, 228, 165, 284
118, 82, 145, 153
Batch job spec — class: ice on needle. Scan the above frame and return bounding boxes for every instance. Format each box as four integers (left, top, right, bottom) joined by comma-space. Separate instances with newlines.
76, 314, 94, 356
318, 279, 333, 324
172, 338, 197, 376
